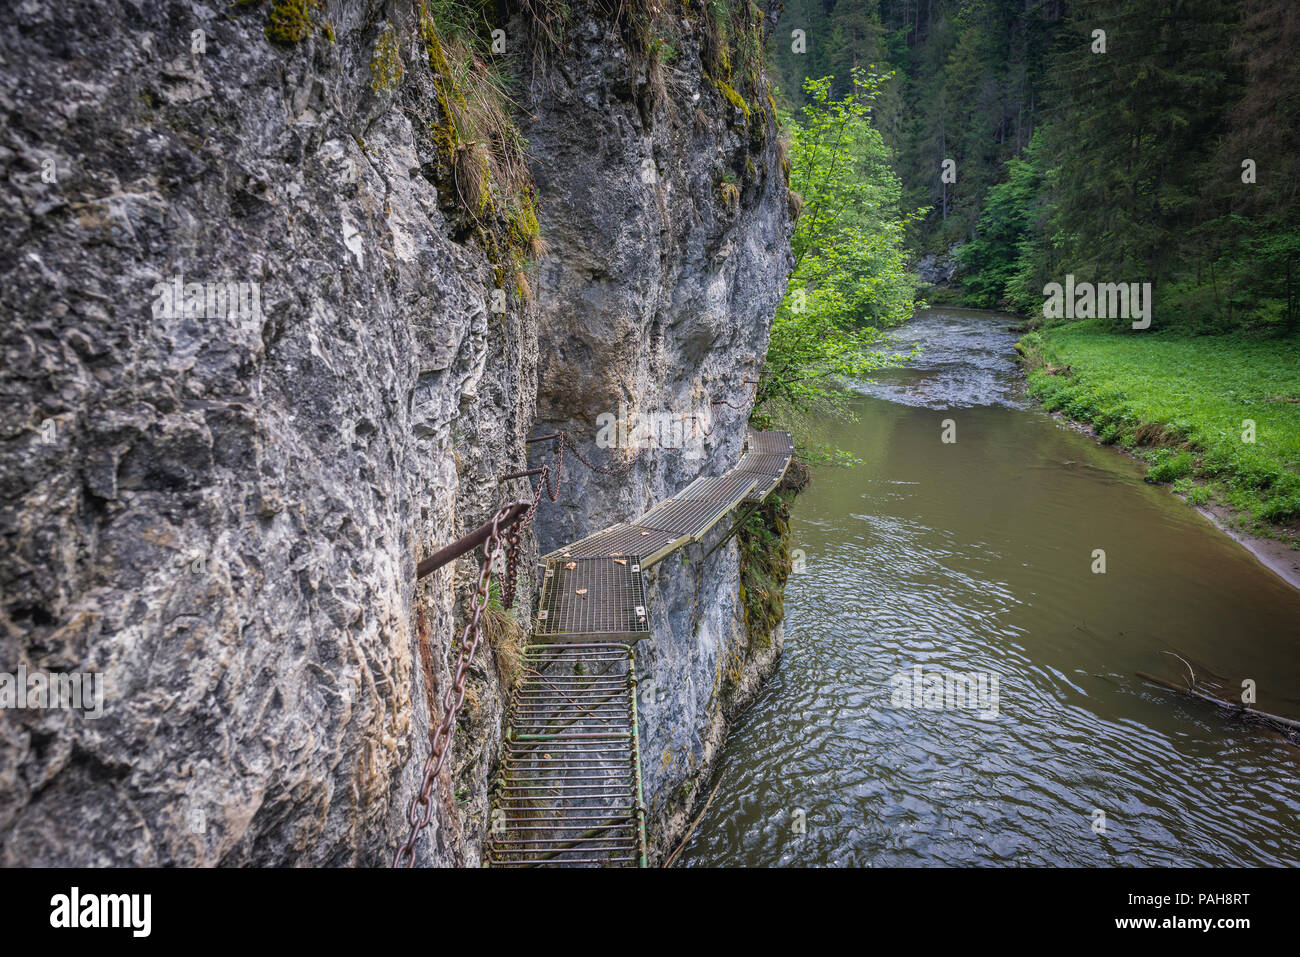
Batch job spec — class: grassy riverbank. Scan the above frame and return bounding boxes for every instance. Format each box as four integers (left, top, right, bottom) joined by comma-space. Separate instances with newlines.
1018, 321, 1300, 546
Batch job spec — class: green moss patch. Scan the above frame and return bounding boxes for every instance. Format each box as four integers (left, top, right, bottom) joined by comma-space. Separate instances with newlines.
369, 25, 405, 92
266, 0, 317, 46
737, 490, 796, 651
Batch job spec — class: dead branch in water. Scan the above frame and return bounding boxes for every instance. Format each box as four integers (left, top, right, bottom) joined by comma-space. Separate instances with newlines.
1136, 670, 1300, 738
663, 774, 725, 868
1161, 649, 1230, 685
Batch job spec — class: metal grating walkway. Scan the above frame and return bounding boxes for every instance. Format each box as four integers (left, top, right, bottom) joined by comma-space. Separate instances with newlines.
486, 643, 647, 867
733, 447, 793, 503
744, 430, 795, 455
676, 473, 760, 503
536, 557, 650, 640
638, 496, 738, 539
542, 523, 686, 565
489, 431, 792, 867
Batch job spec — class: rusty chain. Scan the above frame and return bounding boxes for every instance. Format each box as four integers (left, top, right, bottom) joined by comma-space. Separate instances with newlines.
501, 410, 752, 607
500, 439, 563, 611
393, 503, 524, 867
710, 380, 761, 415
558, 429, 647, 472
709, 397, 751, 412
394, 435, 610, 865
500, 430, 632, 607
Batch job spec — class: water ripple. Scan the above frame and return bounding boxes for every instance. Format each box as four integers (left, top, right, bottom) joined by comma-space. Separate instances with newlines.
680, 308, 1300, 867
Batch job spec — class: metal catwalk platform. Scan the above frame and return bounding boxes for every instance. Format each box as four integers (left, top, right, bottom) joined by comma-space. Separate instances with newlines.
488, 431, 793, 866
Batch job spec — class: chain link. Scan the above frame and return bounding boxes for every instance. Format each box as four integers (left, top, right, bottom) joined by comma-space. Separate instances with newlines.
501, 429, 645, 609
393, 503, 523, 867
499, 419, 728, 608
558, 429, 646, 473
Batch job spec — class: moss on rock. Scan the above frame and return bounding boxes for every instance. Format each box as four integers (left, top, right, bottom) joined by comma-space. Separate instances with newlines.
265, 0, 317, 46
369, 25, 405, 92
737, 489, 794, 651
711, 76, 750, 117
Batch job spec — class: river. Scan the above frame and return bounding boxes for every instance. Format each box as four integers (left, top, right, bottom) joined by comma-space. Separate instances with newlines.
679, 307, 1300, 867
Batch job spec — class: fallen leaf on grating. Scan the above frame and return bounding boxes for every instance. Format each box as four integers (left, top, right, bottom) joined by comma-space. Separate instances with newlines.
564, 561, 577, 570
575, 588, 588, 596
612, 558, 627, 565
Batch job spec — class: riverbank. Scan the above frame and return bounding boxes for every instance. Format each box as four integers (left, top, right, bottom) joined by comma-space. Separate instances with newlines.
1017, 321, 1300, 566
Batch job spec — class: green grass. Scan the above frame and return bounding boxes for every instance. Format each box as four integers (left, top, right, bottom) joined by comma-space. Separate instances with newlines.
1019, 320, 1300, 543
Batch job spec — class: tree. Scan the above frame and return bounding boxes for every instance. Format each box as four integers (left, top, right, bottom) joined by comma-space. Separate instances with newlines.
759, 70, 921, 414
956, 127, 1050, 310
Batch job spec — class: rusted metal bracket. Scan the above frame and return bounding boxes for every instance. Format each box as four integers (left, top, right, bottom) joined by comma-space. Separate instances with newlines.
416, 501, 531, 579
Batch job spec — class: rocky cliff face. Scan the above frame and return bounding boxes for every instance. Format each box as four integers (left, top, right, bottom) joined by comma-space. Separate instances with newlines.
0, 0, 536, 867
916, 246, 960, 287
0, 0, 790, 866
521, 11, 793, 857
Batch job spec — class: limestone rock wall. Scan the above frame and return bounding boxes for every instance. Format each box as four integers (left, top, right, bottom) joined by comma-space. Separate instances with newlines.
521, 7, 794, 859
0, 0, 534, 866
0, 0, 791, 866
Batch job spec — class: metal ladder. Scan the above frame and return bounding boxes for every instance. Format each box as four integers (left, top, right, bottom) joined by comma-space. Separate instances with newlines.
487, 642, 648, 867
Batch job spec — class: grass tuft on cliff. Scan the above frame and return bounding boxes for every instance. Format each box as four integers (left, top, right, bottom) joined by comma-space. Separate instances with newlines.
265, 0, 319, 45
417, 1, 541, 286
700, 0, 764, 92
1020, 321, 1300, 543
482, 580, 527, 691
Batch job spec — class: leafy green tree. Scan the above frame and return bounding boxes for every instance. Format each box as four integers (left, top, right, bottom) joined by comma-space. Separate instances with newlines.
956, 128, 1049, 309
759, 70, 921, 414
767, 0, 1299, 334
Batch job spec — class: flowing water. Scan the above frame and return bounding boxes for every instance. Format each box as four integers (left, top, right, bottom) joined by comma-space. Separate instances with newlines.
679, 307, 1300, 867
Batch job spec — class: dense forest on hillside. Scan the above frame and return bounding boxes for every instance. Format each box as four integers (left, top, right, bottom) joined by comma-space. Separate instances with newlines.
764, 0, 1299, 333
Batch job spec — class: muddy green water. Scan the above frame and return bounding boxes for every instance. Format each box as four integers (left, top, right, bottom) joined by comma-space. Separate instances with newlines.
680, 308, 1300, 867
